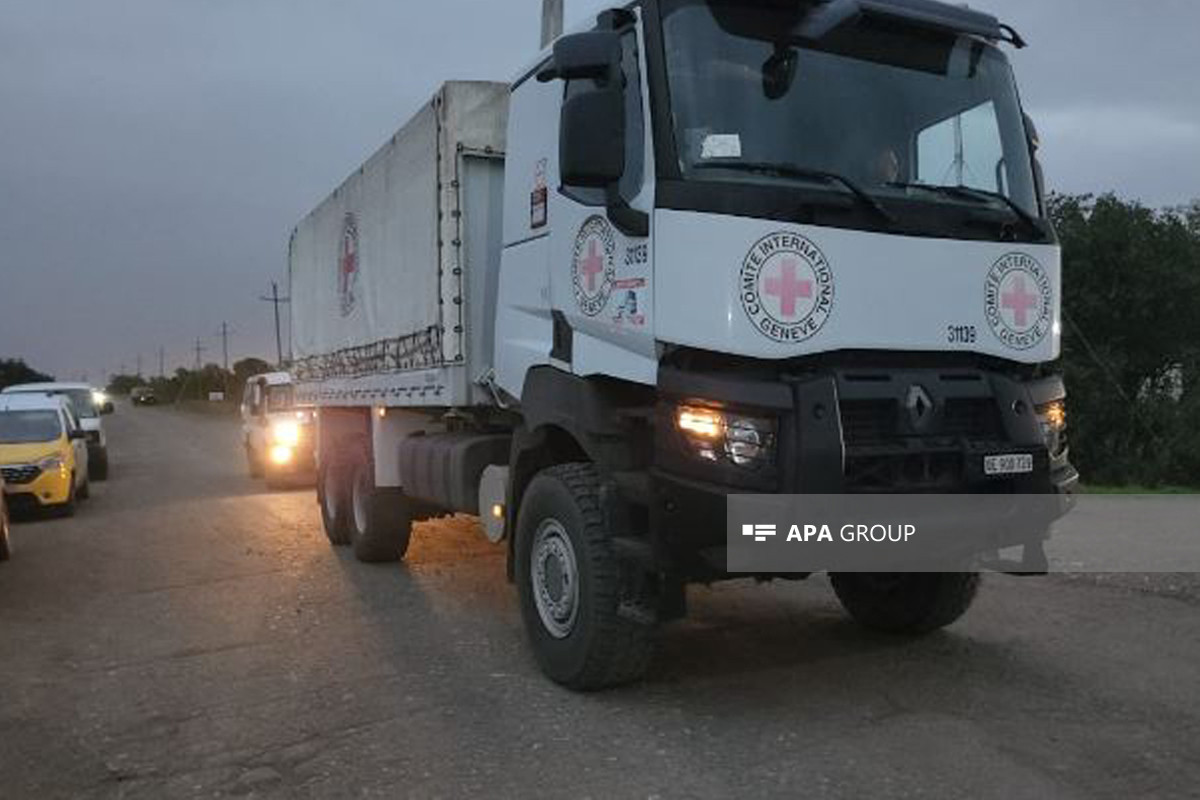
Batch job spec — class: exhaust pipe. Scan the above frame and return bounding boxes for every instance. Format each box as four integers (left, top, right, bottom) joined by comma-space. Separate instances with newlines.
541, 0, 564, 48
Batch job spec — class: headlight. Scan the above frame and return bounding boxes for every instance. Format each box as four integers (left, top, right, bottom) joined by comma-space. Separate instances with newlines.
92, 390, 107, 406
272, 420, 301, 447
676, 405, 776, 469
1036, 399, 1067, 454
37, 454, 66, 472
270, 445, 294, 465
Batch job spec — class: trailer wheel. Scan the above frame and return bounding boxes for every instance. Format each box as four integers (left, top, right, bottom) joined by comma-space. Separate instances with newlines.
318, 456, 351, 546
347, 452, 411, 563
515, 463, 656, 690
831, 573, 981, 635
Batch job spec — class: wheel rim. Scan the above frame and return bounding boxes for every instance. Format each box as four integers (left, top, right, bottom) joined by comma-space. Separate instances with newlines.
530, 518, 580, 639
352, 469, 369, 535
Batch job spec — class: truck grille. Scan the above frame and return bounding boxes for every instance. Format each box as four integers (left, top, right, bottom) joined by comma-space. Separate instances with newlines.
1, 465, 41, 486
840, 398, 1002, 444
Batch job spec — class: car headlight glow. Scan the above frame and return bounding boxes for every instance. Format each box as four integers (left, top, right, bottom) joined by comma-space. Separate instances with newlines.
272, 420, 301, 447
676, 405, 776, 469
270, 445, 294, 465
37, 454, 66, 472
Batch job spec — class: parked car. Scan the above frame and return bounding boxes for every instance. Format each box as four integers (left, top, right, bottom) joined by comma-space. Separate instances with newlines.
0, 394, 90, 516
130, 386, 158, 406
240, 372, 314, 486
2, 382, 112, 480
0, 477, 10, 561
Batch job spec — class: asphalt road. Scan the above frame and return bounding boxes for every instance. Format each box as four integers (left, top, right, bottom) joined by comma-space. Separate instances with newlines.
1, 405, 1198, 799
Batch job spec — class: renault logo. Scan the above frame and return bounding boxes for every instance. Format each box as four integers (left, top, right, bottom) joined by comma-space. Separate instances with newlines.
906, 385, 935, 429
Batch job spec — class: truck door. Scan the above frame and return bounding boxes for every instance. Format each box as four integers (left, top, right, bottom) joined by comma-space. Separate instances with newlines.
548, 17, 656, 386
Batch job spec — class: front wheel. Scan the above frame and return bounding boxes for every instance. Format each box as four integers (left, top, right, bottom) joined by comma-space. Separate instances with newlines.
0, 503, 11, 561
830, 573, 980, 635
515, 463, 656, 691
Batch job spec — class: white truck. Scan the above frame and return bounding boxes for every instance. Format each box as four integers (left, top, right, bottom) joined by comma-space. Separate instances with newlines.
290, 0, 1077, 689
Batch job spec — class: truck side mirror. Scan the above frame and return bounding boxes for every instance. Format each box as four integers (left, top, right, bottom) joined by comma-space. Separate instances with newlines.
537, 31, 621, 83
560, 86, 625, 188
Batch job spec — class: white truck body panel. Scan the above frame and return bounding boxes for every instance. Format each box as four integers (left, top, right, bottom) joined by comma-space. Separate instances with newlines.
654, 210, 1063, 365
290, 81, 509, 408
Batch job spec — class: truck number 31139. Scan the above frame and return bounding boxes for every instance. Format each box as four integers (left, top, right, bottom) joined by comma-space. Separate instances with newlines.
948, 325, 978, 345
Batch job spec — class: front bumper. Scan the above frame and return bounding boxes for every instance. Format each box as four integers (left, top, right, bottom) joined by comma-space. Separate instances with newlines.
651, 363, 1077, 576
1, 464, 73, 507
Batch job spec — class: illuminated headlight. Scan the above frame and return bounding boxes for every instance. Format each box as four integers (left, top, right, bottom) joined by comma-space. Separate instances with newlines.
270, 445, 294, 465
272, 420, 301, 447
1036, 399, 1067, 453
92, 390, 107, 406
37, 454, 66, 472
676, 405, 776, 469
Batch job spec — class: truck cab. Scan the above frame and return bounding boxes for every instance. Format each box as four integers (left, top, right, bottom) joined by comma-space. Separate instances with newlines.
241, 372, 314, 485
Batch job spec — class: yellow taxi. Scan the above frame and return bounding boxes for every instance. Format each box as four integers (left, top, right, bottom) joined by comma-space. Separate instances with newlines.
0, 393, 90, 516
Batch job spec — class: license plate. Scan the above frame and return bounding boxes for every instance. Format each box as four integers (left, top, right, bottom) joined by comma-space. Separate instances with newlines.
984, 454, 1034, 477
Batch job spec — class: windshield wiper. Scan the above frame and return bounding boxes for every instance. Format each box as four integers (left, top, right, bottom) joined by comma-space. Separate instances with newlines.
695, 161, 895, 225
887, 182, 1042, 234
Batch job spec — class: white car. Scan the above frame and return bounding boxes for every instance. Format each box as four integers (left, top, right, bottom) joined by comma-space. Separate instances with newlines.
240, 373, 314, 486
2, 383, 112, 480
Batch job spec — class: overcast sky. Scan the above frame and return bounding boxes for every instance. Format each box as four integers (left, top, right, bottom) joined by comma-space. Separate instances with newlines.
1, 0, 1198, 381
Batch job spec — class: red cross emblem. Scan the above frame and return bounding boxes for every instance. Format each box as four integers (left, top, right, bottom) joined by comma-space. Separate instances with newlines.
764, 259, 814, 319
1001, 275, 1038, 330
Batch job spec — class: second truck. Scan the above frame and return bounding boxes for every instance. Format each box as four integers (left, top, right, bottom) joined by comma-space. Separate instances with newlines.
290, 0, 1077, 689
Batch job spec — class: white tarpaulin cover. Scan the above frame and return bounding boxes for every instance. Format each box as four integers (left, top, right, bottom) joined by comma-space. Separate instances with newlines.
289, 82, 508, 389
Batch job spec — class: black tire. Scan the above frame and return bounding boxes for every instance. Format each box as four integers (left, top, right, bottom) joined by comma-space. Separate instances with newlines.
0, 502, 11, 561
347, 451, 412, 563
317, 455, 351, 546
515, 463, 657, 691
831, 573, 981, 635
91, 448, 109, 482
246, 445, 264, 479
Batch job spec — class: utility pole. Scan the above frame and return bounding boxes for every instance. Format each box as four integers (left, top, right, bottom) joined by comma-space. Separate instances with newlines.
194, 337, 206, 370
541, 0, 564, 47
158, 347, 166, 378
259, 282, 291, 367
218, 322, 231, 371
136, 354, 143, 378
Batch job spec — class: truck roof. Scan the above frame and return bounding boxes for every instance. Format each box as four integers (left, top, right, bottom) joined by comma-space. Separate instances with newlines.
253, 372, 294, 387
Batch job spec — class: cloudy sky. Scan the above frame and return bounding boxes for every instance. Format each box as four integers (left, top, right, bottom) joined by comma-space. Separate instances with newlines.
1, 0, 1197, 381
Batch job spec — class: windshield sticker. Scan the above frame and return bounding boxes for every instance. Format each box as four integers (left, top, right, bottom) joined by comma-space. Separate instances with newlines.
700, 134, 743, 160
740, 232, 835, 344
984, 253, 1052, 350
572, 216, 617, 317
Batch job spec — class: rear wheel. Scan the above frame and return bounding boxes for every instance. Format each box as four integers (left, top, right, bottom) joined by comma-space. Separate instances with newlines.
317, 455, 351, 546
831, 573, 980, 635
515, 463, 657, 691
347, 452, 411, 563
91, 448, 109, 481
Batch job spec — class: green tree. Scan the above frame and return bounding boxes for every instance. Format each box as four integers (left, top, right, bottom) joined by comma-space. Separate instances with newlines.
0, 358, 54, 390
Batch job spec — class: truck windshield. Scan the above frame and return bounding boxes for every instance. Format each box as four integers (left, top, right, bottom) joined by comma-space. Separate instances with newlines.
0, 410, 63, 444
267, 385, 294, 412
660, 0, 1040, 222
